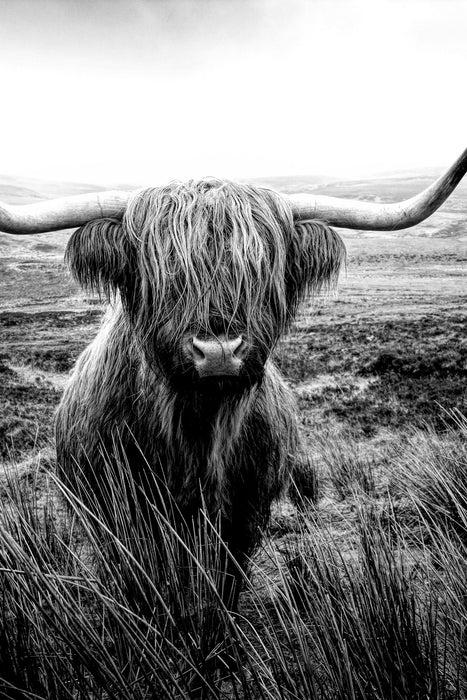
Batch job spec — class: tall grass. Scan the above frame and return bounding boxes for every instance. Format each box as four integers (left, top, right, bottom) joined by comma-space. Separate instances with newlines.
246, 508, 465, 699
308, 432, 378, 500
392, 410, 467, 540
0, 417, 466, 699
0, 462, 253, 699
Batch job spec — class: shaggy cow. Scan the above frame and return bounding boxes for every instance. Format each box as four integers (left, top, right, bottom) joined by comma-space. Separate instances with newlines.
55, 179, 344, 605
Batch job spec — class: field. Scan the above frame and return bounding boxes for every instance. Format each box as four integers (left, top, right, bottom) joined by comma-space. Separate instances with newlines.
0, 174, 466, 698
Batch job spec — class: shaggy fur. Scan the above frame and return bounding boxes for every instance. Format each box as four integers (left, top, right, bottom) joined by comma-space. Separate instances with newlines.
57, 179, 345, 604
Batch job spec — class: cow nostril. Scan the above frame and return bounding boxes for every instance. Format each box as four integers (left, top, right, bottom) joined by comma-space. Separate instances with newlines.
192, 338, 205, 362
233, 338, 247, 360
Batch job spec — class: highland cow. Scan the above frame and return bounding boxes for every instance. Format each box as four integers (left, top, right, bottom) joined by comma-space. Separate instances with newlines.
54, 179, 344, 606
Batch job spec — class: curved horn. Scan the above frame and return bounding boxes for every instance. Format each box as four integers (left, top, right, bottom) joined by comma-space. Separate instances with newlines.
288, 147, 467, 230
0, 190, 132, 234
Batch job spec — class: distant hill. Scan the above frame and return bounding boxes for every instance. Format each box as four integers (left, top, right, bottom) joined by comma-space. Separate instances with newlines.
240, 174, 340, 194
0, 174, 113, 205
310, 172, 467, 203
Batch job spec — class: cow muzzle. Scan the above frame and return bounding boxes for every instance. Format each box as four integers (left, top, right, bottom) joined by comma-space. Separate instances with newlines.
187, 335, 247, 378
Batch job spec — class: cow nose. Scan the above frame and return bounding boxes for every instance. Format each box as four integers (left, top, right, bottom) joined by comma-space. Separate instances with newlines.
191, 336, 247, 377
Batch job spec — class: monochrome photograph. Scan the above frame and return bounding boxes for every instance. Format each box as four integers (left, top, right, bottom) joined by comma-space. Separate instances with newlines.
0, 1, 466, 697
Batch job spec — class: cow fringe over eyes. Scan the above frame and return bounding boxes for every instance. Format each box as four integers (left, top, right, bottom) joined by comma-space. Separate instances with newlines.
125, 180, 293, 355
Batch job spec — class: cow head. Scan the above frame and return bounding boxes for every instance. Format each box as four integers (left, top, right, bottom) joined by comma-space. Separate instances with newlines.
65, 180, 345, 391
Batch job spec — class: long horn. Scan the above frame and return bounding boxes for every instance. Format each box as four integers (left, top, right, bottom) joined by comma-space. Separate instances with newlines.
288, 147, 467, 230
0, 190, 132, 234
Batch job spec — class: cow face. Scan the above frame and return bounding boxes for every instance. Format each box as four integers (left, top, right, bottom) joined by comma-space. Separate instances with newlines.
66, 180, 345, 392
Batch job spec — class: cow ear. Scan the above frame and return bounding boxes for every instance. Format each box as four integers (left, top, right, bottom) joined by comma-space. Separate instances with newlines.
286, 220, 346, 302
65, 218, 135, 299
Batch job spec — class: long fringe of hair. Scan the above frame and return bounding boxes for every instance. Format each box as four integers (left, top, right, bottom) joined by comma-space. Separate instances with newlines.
124, 180, 292, 355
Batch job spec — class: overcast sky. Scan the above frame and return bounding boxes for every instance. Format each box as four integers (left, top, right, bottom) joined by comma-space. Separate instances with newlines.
0, 0, 466, 184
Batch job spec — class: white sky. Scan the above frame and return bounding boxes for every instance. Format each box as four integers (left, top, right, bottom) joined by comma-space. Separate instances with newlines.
0, 0, 466, 184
